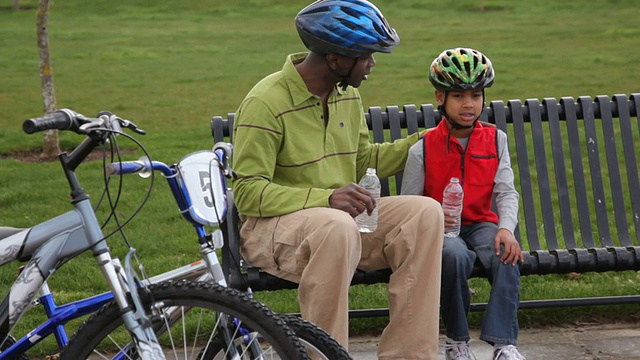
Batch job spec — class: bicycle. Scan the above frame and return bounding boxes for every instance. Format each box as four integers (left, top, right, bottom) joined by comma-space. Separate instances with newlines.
102, 140, 351, 359
0, 109, 309, 359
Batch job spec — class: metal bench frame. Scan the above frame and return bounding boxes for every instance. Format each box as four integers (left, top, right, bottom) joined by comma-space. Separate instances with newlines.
212, 93, 640, 317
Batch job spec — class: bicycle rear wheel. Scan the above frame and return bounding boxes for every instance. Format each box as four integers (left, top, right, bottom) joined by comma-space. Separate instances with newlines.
197, 313, 351, 360
280, 314, 352, 360
60, 280, 308, 359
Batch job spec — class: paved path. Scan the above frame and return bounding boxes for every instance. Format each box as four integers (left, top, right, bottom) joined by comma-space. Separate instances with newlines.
349, 322, 640, 359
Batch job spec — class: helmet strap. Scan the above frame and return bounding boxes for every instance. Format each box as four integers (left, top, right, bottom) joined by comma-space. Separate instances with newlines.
325, 55, 359, 91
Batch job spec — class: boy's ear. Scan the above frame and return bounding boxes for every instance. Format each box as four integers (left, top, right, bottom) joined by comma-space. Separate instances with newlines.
435, 90, 445, 105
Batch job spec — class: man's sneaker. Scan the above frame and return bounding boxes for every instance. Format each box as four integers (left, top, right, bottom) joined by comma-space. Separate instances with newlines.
493, 345, 525, 360
444, 341, 477, 360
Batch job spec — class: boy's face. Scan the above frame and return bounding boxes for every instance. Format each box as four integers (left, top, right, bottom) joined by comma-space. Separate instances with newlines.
435, 89, 483, 127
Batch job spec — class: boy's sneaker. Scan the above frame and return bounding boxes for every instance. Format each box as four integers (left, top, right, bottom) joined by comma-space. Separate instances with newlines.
445, 341, 477, 360
493, 345, 525, 360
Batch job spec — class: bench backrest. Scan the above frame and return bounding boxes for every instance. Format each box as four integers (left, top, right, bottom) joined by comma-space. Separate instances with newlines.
212, 94, 640, 276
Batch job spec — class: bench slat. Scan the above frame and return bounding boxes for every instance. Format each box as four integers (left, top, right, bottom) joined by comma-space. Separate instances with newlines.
404, 104, 419, 135
421, 104, 438, 129
614, 94, 640, 244
387, 106, 405, 194
563, 98, 595, 247
510, 99, 542, 250
597, 95, 631, 246
545, 98, 577, 249
580, 96, 612, 246
368, 106, 390, 197
528, 99, 559, 249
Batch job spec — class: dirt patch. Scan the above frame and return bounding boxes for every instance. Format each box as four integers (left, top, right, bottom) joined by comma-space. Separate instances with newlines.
0, 148, 136, 163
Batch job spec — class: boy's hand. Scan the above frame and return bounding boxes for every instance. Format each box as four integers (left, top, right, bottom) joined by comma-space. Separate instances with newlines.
494, 228, 524, 266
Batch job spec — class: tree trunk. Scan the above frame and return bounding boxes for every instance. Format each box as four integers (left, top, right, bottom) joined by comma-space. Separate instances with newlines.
37, 0, 61, 159
13, 0, 19, 11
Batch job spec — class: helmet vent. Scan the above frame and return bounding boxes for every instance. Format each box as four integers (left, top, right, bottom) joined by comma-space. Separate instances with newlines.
372, 22, 385, 36
305, 6, 327, 15
339, 18, 358, 31
464, 61, 471, 75
452, 57, 462, 71
342, 6, 359, 18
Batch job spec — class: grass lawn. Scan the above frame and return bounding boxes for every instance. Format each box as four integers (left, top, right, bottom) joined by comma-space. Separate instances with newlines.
1, 0, 639, 356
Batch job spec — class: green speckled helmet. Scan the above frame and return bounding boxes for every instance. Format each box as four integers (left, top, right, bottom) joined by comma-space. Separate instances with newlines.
429, 48, 494, 91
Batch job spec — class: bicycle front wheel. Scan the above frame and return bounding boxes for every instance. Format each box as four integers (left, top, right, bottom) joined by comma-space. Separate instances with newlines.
60, 280, 308, 360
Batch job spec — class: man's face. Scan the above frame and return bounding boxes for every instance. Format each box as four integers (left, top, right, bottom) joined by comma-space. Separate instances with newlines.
348, 54, 375, 88
330, 53, 376, 88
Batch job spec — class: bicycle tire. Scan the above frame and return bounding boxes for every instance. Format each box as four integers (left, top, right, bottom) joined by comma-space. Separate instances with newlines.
280, 314, 352, 360
59, 280, 309, 360
196, 314, 351, 360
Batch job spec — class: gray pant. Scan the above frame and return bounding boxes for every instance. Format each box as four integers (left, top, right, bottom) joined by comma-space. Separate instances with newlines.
240, 195, 444, 360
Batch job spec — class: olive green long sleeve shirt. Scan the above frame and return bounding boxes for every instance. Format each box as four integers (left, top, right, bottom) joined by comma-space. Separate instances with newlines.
232, 53, 422, 218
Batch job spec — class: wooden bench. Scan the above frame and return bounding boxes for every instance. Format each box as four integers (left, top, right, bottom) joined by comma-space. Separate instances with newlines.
212, 93, 640, 317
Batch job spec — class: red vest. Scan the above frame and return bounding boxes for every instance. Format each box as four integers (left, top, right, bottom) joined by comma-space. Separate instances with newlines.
423, 119, 499, 225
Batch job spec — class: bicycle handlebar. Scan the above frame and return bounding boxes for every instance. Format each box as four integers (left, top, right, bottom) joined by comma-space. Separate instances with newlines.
106, 159, 173, 177
23, 109, 146, 135
23, 109, 80, 134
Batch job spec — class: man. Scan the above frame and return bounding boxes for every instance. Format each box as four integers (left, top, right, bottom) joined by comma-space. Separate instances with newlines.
231, 1, 443, 358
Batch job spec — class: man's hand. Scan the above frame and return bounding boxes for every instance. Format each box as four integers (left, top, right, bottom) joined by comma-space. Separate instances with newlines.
329, 183, 377, 218
494, 228, 524, 265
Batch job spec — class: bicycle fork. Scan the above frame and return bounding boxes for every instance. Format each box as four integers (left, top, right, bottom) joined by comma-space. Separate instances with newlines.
198, 230, 266, 359
96, 249, 165, 360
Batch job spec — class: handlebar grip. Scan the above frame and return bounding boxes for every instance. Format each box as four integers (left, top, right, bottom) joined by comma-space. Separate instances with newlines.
22, 109, 78, 134
106, 161, 147, 176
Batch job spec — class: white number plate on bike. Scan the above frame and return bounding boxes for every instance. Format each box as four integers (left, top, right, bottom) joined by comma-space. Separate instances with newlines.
177, 151, 227, 226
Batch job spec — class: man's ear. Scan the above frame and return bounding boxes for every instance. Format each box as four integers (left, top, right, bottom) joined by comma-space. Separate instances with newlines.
435, 90, 445, 105
325, 53, 340, 69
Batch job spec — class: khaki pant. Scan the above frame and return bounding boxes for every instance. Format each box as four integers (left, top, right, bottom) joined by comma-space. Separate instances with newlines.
240, 195, 443, 360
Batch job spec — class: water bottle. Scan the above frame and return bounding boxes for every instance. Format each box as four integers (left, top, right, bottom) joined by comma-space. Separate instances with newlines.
355, 168, 381, 233
442, 177, 464, 237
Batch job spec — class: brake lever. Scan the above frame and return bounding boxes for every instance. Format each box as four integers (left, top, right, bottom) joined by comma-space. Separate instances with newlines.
212, 142, 237, 180
119, 119, 146, 135
95, 111, 146, 135
77, 116, 106, 133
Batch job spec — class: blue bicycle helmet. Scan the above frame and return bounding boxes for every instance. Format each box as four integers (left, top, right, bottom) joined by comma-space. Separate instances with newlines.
295, 0, 400, 57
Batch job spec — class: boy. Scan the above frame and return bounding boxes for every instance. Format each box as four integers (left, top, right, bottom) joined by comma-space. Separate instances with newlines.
401, 48, 525, 360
